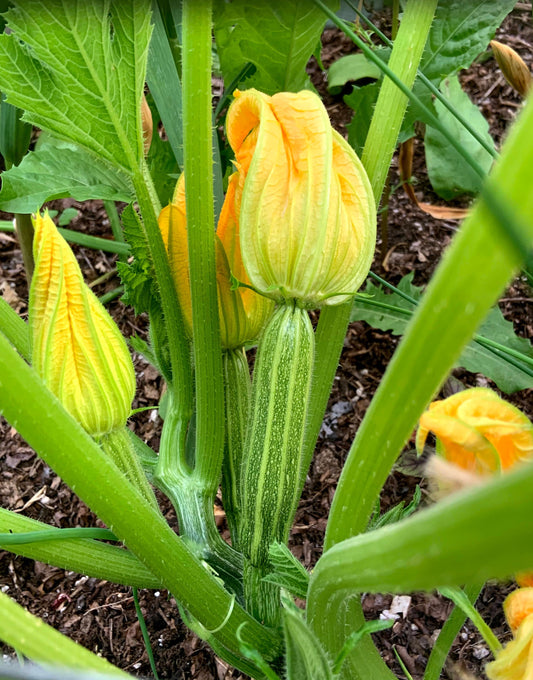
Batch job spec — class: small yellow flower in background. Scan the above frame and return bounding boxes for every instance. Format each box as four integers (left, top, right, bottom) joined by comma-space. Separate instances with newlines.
158, 174, 273, 350
30, 212, 136, 437
416, 388, 533, 475
486, 588, 533, 680
225, 88, 376, 308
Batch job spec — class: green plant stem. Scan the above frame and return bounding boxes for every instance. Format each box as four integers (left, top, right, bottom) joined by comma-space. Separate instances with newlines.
89, 269, 118, 288
0, 295, 30, 361
344, 0, 499, 160
362, 272, 533, 376
222, 348, 251, 549
0, 527, 117, 544
133, 587, 160, 680
308, 461, 533, 648
132, 161, 193, 409
14, 213, 34, 282
104, 200, 127, 263
439, 586, 501, 656
152, 1, 239, 591
302, 1, 437, 504
100, 427, 159, 511
0, 508, 160, 589
98, 285, 124, 305
423, 584, 483, 680
0, 221, 131, 255
182, 0, 225, 495
0, 332, 281, 672
154, 393, 243, 598
0, 591, 129, 676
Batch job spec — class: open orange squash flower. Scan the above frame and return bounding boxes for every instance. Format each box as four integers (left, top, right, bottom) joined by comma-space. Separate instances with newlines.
417, 387, 533, 588
416, 388, 533, 475
225, 88, 376, 309
30, 212, 136, 437
486, 588, 533, 679
158, 174, 273, 350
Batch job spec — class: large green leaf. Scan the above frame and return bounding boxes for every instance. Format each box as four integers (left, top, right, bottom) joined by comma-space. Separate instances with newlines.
0, 0, 151, 173
213, 0, 339, 94
327, 53, 382, 94
425, 76, 495, 198
400, 0, 515, 135
421, 0, 516, 83
461, 308, 533, 393
345, 83, 380, 157
0, 139, 132, 213
351, 273, 533, 393
350, 272, 533, 394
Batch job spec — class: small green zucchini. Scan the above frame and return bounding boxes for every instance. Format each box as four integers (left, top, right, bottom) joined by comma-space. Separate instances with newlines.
240, 303, 314, 622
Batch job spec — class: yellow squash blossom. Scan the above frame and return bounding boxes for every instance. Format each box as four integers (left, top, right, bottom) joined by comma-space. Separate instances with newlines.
30, 212, 136, 437
486, 588, 533, 680
225, 88, 376, 308
158, 174, 273, 350
416, 388, 533, 475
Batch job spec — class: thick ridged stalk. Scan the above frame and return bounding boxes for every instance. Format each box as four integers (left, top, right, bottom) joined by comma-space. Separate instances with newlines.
154, 392, 244, 598
222, 347, 251, 549
241, 304, 314, 625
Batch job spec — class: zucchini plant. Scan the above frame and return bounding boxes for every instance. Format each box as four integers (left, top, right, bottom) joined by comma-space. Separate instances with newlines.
0, 1, 532, 679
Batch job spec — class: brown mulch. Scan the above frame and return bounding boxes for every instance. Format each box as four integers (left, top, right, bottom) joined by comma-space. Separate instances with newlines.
1, 5, 533, 680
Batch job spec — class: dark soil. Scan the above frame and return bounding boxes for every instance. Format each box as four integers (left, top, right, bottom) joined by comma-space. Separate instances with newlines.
1, 5, 532, 680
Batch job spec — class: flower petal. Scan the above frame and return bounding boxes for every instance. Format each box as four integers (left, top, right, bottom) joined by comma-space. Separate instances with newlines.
227, 88, 375, 307
486, 613, 533, 680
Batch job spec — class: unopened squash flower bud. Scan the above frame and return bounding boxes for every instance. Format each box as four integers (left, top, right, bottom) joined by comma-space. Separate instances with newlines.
491, 40, 532, 99
225, 88, 376, 308
30, 212, 136, 437
416, 388, 533, 475
158, 174, 273, 350
141, 94, 153, 155
486, 588, 533, 679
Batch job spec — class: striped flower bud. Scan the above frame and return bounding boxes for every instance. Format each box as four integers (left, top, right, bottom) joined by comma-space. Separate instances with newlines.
30, 212, 136, 437
158, 174, 273, 350
416, 388, 533, 475
225, 88, 376, 308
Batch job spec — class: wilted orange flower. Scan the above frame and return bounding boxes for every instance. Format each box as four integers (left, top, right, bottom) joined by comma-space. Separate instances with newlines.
158, 174, 273, 350
416, 388, 533, 475
486, 588, 533, 679
225, 88, 376, 308
30, 212, 135, 436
